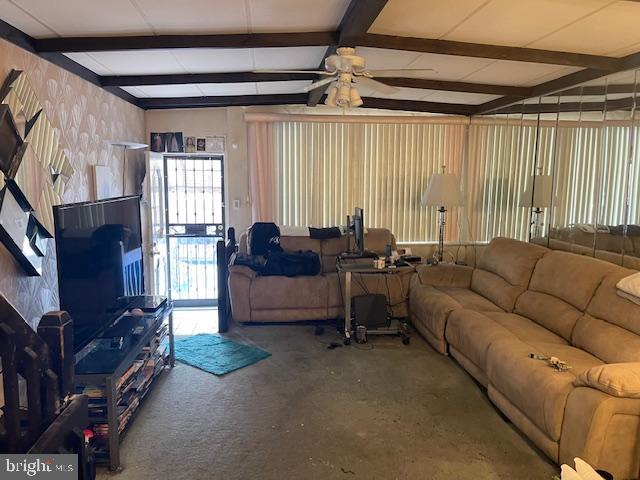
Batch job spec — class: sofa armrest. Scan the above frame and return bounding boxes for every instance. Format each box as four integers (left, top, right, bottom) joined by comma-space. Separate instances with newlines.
228, 265, 258, 280
414, 264, 473, 289
573, 363, 640, 398
228, 266, 256, 322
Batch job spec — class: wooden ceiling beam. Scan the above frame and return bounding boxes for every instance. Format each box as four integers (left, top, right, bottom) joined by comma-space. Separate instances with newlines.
379, 77, 531, 97
100, 71, 527, 97
139, 93, 309, 110
307, 0, 389, 106
34, 31, 339, 52
362, 97, 477, 115
101, 71, 318, 87
354, 34, 620, 71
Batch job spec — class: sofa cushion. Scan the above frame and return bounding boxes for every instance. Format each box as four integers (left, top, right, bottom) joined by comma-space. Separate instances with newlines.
574, 363, 640, 398
250, 275, 328, 310
528, 251, 617, 312
364, 228, 396, 253
514, 291, 582, 341
410, 285, 461, 353
471, 237, 548, 311
410, 285, 502, 354
446, 310, 515, 377
446, 310, 566, 376
320, 237, 346, 273
572, 268, 640, 363
486, 340, 604, 441
488, 312, 567, 345
436, 286, 503, 312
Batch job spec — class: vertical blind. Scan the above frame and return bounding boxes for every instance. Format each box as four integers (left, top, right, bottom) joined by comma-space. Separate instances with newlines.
273, 121, 466, 243
269, 120, 639, 243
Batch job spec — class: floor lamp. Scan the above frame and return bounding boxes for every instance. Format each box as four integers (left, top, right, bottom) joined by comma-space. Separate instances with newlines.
520, 173, 553, 240
421, 166, 463, 263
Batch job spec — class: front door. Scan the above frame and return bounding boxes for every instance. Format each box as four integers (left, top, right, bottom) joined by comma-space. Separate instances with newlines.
164, 155, 225, 306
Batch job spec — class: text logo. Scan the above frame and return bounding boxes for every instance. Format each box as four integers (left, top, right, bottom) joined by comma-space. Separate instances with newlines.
1, 455, 77, 479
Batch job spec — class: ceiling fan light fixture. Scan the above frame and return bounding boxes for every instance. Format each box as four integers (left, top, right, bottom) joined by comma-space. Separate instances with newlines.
325, 85, 338, 107
337, 83, 351, 107
349, 87, 363, 107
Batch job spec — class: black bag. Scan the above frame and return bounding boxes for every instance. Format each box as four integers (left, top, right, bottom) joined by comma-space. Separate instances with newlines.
229, 252, 265, 273
247, 222, 283, 256
262, 250, 321, 277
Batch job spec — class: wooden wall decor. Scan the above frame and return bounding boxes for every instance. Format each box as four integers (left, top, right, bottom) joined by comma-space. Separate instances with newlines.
0, 69, 75, 276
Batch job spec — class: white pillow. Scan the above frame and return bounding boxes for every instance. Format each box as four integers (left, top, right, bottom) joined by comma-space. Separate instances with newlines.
617, 271, 640, 302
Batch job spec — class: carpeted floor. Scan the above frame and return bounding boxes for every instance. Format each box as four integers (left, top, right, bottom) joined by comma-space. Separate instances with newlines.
98, 324, 557, 480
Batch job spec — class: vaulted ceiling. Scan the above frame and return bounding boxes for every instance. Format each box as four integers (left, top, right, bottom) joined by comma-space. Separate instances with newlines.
1, 0, 640, 115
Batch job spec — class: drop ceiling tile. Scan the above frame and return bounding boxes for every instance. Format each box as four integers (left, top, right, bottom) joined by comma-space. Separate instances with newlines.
133, 0, 249, 34
529, 1, 640, 55
443, 0, 612, 47
120, 86, 147, 98
404, 52, 494, 81
125, 84, 204, 98
72, 50, 186, 75
63, 52, 114, 75
354, 47, 422, 71
369, 0, 488, 39
579, 70, 639, 87
607, 42, 640, 58
171, 48, 255, 73
0, 0, 56, 37
602, 70, 638, 85
11, 0, 152, 37
256, 81, 312, 94
462, 60, 580, 87
253, 46, 327, 70
248, 0, 350, 32
523, 66, 583, 87
423, 91, 499, 105
198, 83, 258, 96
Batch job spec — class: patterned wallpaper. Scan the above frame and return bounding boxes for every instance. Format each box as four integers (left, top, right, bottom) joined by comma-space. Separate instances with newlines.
0, 39, 145, 329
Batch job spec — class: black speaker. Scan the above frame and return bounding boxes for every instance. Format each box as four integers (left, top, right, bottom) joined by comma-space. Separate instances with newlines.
353, 294, 387, 329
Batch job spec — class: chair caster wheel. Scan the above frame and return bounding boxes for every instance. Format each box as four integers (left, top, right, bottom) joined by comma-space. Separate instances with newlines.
402, 337, 410, 345
344, 338, 351, 345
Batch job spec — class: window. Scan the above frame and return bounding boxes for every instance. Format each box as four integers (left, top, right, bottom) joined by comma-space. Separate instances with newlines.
268, 119, 639, 243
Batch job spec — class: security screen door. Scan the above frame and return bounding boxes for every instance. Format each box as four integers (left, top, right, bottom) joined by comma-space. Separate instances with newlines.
164, 155, 224, 306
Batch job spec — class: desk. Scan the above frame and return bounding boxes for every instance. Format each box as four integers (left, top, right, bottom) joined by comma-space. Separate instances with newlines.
337, 259, 414, 344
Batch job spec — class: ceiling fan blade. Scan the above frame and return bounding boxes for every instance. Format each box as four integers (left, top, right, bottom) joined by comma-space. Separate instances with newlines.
356, 76, 399, 95
303, 76, 336, 93
366, 68, 436, 78
252, 69, 334, 75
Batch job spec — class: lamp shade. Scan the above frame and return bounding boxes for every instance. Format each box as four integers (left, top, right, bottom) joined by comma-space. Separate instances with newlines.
520, 174, 553, 208
421, 173, 463, 207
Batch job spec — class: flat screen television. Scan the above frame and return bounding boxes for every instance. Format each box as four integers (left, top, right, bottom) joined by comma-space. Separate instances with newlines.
53, 195, 144, 352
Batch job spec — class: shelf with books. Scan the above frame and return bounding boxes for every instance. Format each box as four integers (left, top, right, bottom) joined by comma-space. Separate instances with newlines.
75, 302, 174, 471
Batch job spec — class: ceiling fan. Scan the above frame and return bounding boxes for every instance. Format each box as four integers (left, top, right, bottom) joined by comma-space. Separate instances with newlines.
254, 47, 435, 108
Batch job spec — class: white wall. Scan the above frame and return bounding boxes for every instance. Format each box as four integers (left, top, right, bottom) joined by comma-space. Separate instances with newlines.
145, 107, 253, 235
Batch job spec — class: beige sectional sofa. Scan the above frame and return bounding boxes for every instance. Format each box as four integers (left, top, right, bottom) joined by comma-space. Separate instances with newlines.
228, 228, 413, 323
410, 237, 640, 479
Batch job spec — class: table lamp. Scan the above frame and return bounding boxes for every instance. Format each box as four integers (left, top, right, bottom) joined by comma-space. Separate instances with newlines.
421, 166, 463, 262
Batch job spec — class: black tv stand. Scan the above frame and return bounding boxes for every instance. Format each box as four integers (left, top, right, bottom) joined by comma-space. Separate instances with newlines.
74, 301, 174, 471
